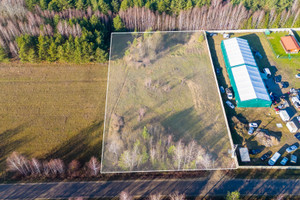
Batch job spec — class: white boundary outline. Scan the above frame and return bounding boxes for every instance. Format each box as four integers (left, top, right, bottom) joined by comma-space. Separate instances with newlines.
100, 29, 114, 173
101, 28, 300, 173
100, 30, 239, 174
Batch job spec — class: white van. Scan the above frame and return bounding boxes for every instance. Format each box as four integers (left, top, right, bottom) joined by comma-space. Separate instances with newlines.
268, 152, 281, 166
279, 110, 290, 122
263, 68, 271, 78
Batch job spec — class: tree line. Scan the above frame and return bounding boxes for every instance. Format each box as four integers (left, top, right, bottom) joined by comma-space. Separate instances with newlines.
0, 0, 299, 63
7, 151, 102, 178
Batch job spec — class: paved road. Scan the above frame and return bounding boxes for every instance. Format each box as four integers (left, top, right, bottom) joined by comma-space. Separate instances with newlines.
0, 177, 300, 199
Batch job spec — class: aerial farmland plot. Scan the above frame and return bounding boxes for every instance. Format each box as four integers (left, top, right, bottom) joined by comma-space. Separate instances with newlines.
101, 31, 237, 173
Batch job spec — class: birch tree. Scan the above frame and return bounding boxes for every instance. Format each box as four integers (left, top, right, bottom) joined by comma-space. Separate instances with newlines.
87, 156, 100, 176
6, 152, 31, 176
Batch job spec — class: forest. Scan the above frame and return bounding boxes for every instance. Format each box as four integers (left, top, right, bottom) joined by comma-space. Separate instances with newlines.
0, 0, 299, 63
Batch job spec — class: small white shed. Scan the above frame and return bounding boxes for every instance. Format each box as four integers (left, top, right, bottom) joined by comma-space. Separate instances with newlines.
239, 147, 250, 162
286, 121, 298, 133
279, 110, 290, 122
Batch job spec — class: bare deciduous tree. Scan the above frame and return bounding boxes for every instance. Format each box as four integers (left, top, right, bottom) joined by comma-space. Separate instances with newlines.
174, 140, 184, 170
31, 158, 42, 175
120, 191, 133, 200
6, 152, 30, 176
169, 191, 185, 200
87, 156, 100, 176
149, 193, 163, 200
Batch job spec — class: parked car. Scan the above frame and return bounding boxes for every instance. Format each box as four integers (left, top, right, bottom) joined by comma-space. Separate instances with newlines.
290, 88, 298, 94
226, 88, 233, 100
226, 100, 235, 109
286, 145, 298, 153
274, 75, 281, 83
263, 68, 271, 78
280, 157, 288, 165
291, 96, 300, 109
294, 102, 300, 110
291, 155, 297, 164
215, 67, 220, 75
210, 33, 217, 37
249, 122, 258, 128
220, 86, 225, 93
295, 133, 300, 141
297, 116, 300, 123
249, 149, 262, 155
255, 51, 262, 59
268, 152, 281, 166
296, 73, 300, 79
260, 152, 271, 161
248, 127, 255, 135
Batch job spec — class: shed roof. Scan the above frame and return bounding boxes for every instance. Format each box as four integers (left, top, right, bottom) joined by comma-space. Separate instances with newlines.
222, 37, 257, 67
239, 147, 250, 162
231, 65, 270, 102
280, 35, 300, 52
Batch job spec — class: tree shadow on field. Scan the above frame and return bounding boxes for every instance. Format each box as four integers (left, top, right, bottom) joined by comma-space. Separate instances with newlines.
110, 34, 136, 60
45, 121, 103, 164
0, 123, 30, 171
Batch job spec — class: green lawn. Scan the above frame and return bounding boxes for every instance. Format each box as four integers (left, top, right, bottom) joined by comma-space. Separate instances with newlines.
266, 31, 300, 58
0, 63, 107, 174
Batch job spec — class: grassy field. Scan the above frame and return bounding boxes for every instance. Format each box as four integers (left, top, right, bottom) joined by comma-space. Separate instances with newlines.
102, 32, 236, 172
207, 32, 300, 167
0, 63, 107, 173
266, 31, 290, 57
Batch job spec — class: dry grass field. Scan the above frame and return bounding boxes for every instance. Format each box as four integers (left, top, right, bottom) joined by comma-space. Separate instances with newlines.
207, 32, 300, 166
102, 32, 236, 172
0, 63, 107, 173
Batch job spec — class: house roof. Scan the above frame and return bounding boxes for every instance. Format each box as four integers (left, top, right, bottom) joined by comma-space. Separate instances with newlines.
280, 35, 300, 52
231, 65, 270, 102
222, 37, 257, 67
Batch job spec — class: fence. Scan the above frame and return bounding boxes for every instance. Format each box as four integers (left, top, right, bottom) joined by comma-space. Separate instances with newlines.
204, 28, 300, 170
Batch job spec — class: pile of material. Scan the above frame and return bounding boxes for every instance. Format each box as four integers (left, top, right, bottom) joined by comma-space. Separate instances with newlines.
255, 129, 280, 147
231, 116, 248, 136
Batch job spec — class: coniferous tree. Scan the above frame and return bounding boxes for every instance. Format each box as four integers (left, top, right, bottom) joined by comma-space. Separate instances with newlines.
64, 36, 75, 62
76, 0, 85, 9
91, 0, 99, 10
157, 0, 167, 13
40, 0, 48, 10
95, 47, 107, 63
98, 0, 110, 14
27, 48, 37, 63
263, 12, 270, 28
0, 46, 8, 62
48, 41, 58, 62
57, 45, 66, 62
120, 0, 129, 10
185, 0, 193, 10
38, 35, 49, 61
111, 0, 120, 13
113, 15, 125, 31
74, 37, 83, 63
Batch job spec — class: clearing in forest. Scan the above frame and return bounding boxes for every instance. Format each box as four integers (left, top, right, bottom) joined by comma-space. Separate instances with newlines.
101, 31, 237, 173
